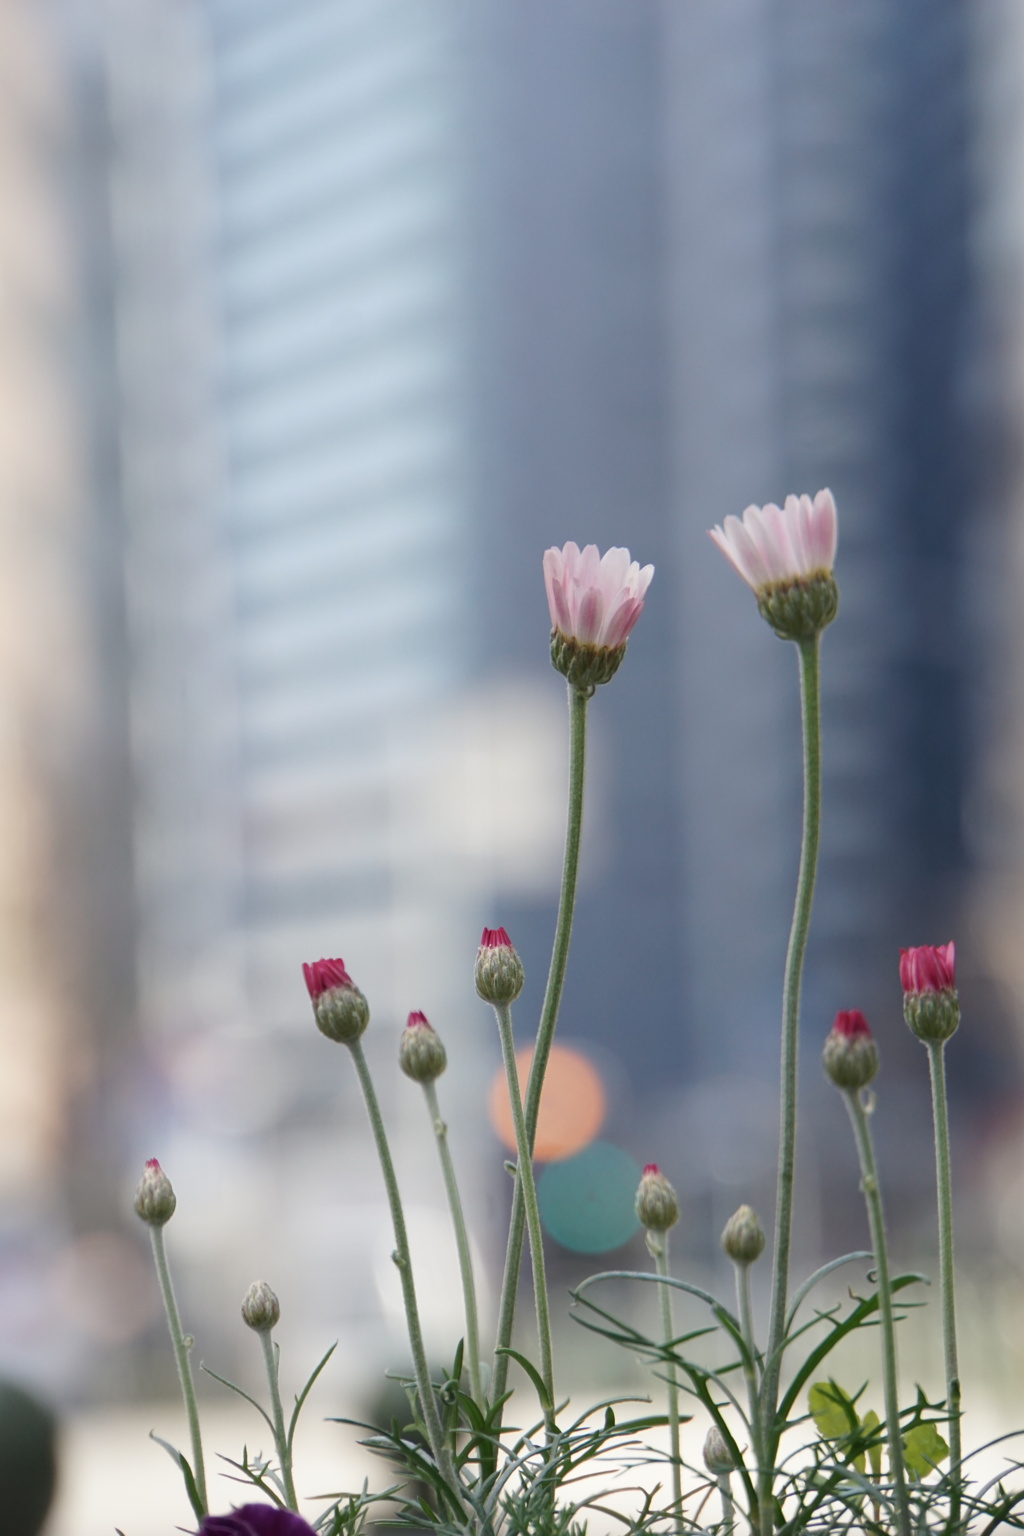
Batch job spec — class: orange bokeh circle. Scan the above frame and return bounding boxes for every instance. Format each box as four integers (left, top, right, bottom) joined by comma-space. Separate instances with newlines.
488, 1043, 605, 1162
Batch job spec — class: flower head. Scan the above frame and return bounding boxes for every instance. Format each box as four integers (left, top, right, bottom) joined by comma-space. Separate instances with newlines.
399, 1010, 448, 1083
709, 490, 838, 640
302, 957, 369, 1045
703, 1424, 737, 1476
822, 1009, 879, 1091
475, 926, 524, 1006
543, 543, 653, 689
241, 1280, 280, 1334
720, 1204, 766, 1266
900, 942, 959, 1044
635, 1163, 679, 1232
198, 1507, 315, 1536
134, 1158, 176, 1227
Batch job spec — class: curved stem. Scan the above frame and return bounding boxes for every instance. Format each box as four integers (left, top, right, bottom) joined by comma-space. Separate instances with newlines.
259, 1331, 298, 1510
347, 1039, 456, 1492
651, 1233, 682, 1532
492, 684, 589, 1402
761, 634, 822, 1527
927, 1040, 961, 1525
493, 1002, 555, 1427
423, 1079, 483, 1404
844, 1089, 911, 1536
149, 1225, 208, 1514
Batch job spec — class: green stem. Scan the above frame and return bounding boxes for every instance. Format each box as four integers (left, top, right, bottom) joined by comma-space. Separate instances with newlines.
493, 1002, 555, 1428
761, 634, 822, 1530
717, 1473, 735, 1536
423, 1079, 483, 1404
652, 1234, 682, 1533
926, 1040, 961, 1526
492, 684, 589, 1402
734, 1261, 763, 1475
259, 1330, 298, 1510
347, 1039, 456, 1491
149, 1225, 208, 1514
844, 1089, 911, 1536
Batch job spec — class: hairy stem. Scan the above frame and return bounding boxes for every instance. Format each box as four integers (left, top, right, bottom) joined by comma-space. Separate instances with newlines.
492, 684, 589, 1402
927, 1040, 961, 1525
718, 1473, 735, 1536
761, 634, 822, 1532
259, 1330, 298, 1510
844, 1089, 911, 1536
347, 1039, 455, 1491
493, 1002, 555, 1427
734, 1260, 763, 1476
423, 1079, 483, 1404
651, 1233, 682, 1532
150, 1225, 208, 1514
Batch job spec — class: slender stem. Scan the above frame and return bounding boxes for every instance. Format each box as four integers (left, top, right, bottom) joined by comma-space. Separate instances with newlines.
761, 634, 822, 1529
651, 1233, 682, 1532
149, 1225, 208, 1514
734, 1261, 763, 1474
492, 684, 589, 1402
347, 1039, 456, 1491
423, 1079, 483, 1404
259, 1331, 298, 1510
493, 1002, 555, 1427
926, 1040, 961, 1525
717, 1473, 735, 1536
843, 1089, 911, 1536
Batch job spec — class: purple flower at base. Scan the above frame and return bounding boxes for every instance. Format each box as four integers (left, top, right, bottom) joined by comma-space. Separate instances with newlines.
198, 1506, 316, 1536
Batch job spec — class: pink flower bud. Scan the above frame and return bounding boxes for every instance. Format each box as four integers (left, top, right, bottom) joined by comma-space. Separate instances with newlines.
709, 490, 839, 640
134, 1158, 176, 1226
899, 942, 955, 994
475, 926, 524, 1005
635, 1163, 679, 1232
543, 542, 654, 690
302, 956, 370, 1044
399, 1010, 448, 1083
822, 1009, 879, 1091
900, 942, 959, 1043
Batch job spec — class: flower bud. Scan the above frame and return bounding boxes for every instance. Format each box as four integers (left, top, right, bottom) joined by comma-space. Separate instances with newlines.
474, 927, 524, 1005
822, 1010, 879, 1091
634, 1163, 679, 1232
720, 1204, 765, 1267
302, 957, 370, 1044
703, 1424, 737, 1476
134, 1158, 176, 1227
241, 1280, 280, 1333
399, 1011, 447, 1083
900, 942, 959, 1044
706, 1425, 736, 1474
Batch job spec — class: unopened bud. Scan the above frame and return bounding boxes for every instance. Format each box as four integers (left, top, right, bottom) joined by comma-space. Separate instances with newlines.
900, 943, 959, 1044
720, 1204, 765, 1267
475, 927, 524, 1006
823, 1009, 879, 1091
399, 1011, 448, 1083
134, 1158, 176, 1227
302, 957, 370, 1045
703, 1424, 737, 1476
241, 1280, 280, 1333
635, 1163, 679, 1232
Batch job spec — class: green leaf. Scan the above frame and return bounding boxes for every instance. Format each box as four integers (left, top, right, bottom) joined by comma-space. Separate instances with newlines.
860, 1408, 882, 1478
148, 1431, 205, 1522
902, 1420, 949, 1479
809, 1380, 858, 1440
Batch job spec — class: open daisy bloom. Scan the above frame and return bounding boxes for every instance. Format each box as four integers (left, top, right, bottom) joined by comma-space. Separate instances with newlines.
543, 542, 654, 690
709, 489, 838, 641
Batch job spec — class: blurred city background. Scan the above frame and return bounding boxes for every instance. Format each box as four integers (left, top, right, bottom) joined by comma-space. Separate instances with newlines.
3, 0, 1024, 1529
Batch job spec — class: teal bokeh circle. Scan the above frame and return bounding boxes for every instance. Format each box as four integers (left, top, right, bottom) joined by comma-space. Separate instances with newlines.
536, 1141, 641, 1253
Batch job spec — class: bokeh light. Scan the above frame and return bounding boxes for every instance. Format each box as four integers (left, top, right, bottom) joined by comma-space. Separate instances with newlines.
487, 1043, 605, 1161
536, 1141, 641, 1253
